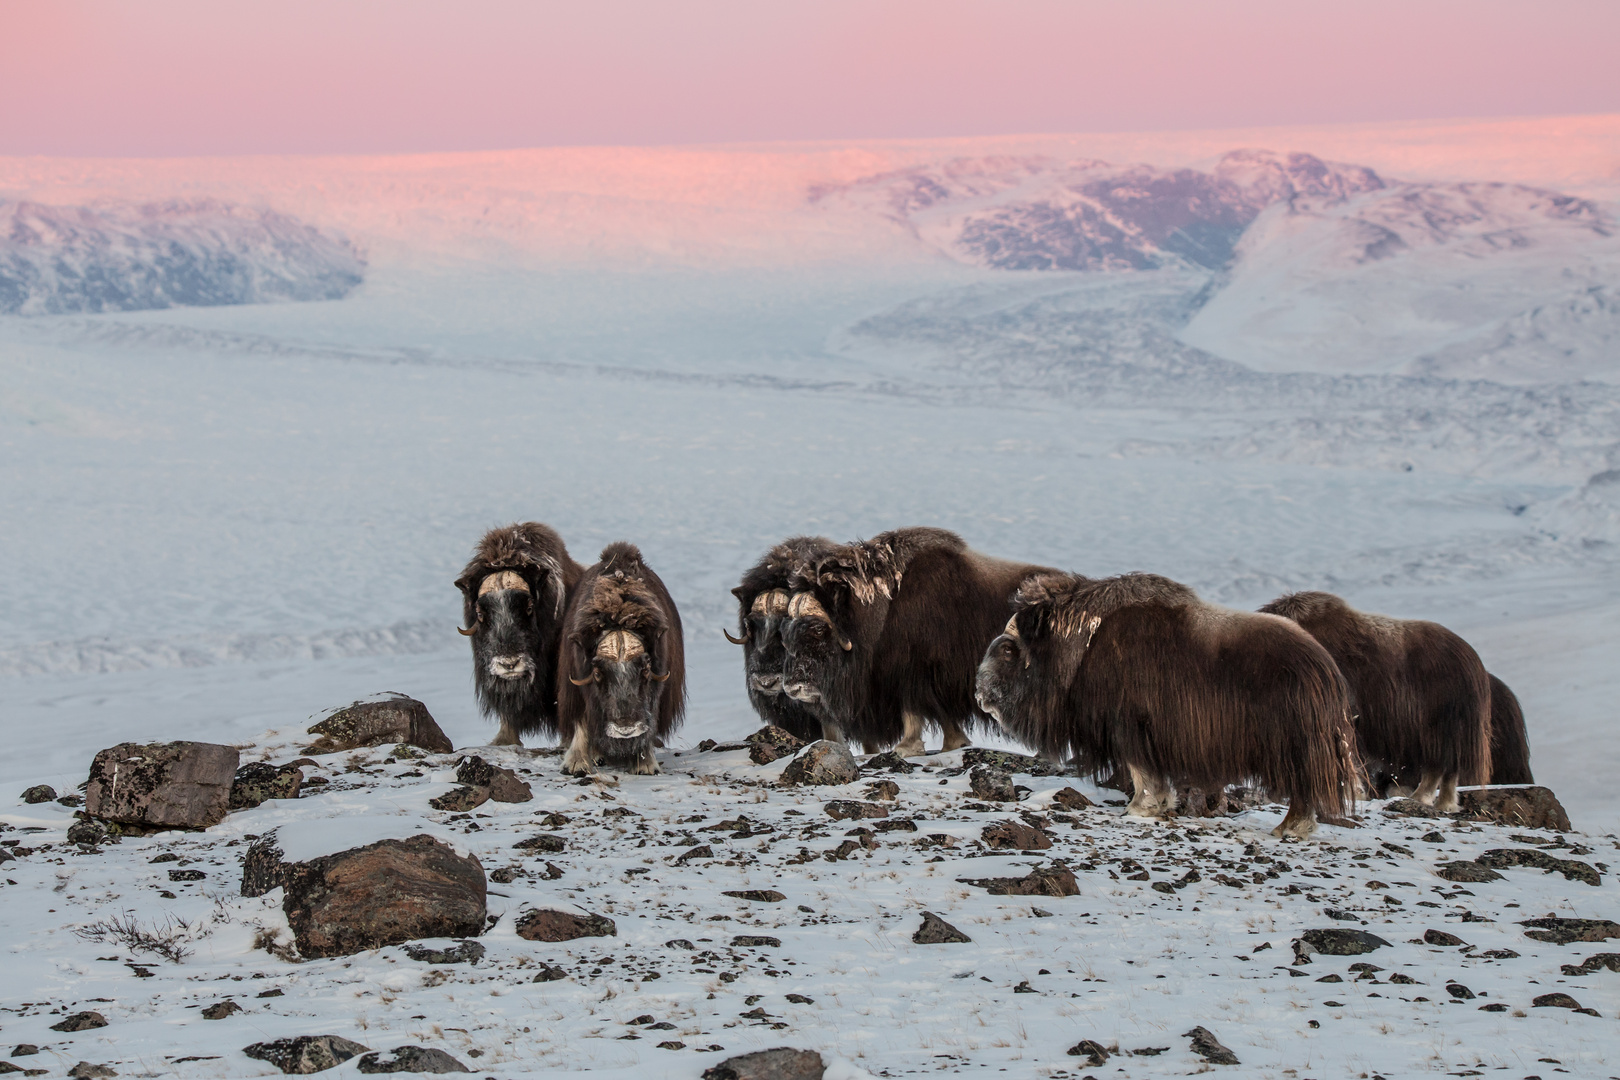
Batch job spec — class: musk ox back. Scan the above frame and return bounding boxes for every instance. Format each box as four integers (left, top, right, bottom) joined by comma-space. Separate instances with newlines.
779, 526, 1057, 755
976, 572, 1357, 839
558, 542, 685, 776
455, 523, 585, 746
728, 536, 839, 744
1260, 591, 1491, 812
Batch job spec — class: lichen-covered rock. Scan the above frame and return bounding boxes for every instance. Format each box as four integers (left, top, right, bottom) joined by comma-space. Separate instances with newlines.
981, 820, 1052, 850
746, 726, 806, 766
1185, 1026, 1239, 1065
913, 911, 971, 944
515, 908, 616, 942
20, 785, 56, 804
355, 1046, 471, 1074
305, 696, 452, 755
243, 1035, 371, 1074
823, 800, 889, 821
1381, 797, 1443, 819
452, 757, 531, 803
1456, 786, 1571, 831
1560, 952, 1620, 976
84, 741, 239, 829
861, 751, 916, 774
779, 741, 858, 786
958, 864, 1078, 896
700, 1047, 825, 1080
961, 748, 1066, 776
968, 765, 1016, 802
1051, 787, 1095, 810
402, 940, 484, 965
427, 786, 489, 812
229, 762, 304, 810
1519, 918, 1620, 945
1477, 847, 1601, 886
1435, 860, 1505, 883
50, 1012, 108, 1033
1292, 928, 1391, 962
256, 836, 485, 959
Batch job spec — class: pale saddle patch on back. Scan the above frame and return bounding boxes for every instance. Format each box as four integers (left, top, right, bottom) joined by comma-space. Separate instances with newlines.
479, 570, 530, 596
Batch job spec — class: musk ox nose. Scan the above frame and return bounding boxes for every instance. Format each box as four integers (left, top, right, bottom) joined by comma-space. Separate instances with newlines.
749, 673, 783, 694
488, 655, 532, 680
783, 681, 820, 703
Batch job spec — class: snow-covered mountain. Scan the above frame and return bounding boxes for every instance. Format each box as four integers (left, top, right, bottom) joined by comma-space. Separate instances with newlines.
0, 199, 364, 314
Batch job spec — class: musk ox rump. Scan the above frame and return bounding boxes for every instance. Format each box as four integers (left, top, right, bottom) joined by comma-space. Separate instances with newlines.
557, 542, 685, 776
455, 522, 585, 746
1487, 673, 1532, 784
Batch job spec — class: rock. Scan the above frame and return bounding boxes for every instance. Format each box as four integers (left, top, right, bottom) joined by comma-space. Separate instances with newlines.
1382, 798, 1443, 819
11, 1045, 38, 1056
864, 779, 900, 802
229, 763, 304, 810
912, 911, 971, 944
823, 800, 889, 821
66, 819, 108, 846
202, 1000, 242, 1020
961, 748, 1066, 776
1184, 1026, 1239, 1065
50, 1012, 108, 1032
723, 890, 786, 903
304, 696, 452, 755
67, 1065, 115, 1079
243, 1035, 371, 1075
1435, 861, 1504, 883
241, 834, 292, 896
732, 935, 781, 947
1423, 929, 1466, 946
746, 726, 806, 766
515, 908, 616, 942
779, 741, 859, 786
1561, 952, 1620, 976
1051, 787, 1094, 810
1532, 992, 1586, 1010
20, 785, 55, 804
981, 820, 1052, 851
453, 757, 532, 803
1292, 929, 1391, 963
402, 940, 484, 965
1066, 1040, 1110, 1067
1446, 982, 1475, 999
355, 1047, 471, 1074
1519, 918, 1620, 945
700, 1047, 824, 1080
1456, 786, 1571, 831
531, 963, 569, 982
958, 865, 1079, 897
271, 836, 486, 959
513, 832, 566, 852
428, 786, 489, 813
1477, 848, 1601, 886
862, 751, 916, 774
968, 765, 1016, 802
84, 741, 239, 829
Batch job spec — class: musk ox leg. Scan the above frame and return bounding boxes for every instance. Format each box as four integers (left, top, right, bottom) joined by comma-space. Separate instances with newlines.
819, 719, 847, 744
1124, 764, 1174, 820
628, 742, 662, 776
894, 711, 927, 758
1411, 769, 1444, 807
1272, 803, 1318, 839
1434, 774, 1460, 813
561, 725, 596, 777
492, 718, 524, 747
939, 717, 972, 752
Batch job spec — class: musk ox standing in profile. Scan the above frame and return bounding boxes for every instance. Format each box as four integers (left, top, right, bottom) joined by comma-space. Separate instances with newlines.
726, 536, 839, 744
557, 542, 685, 776
976, 573, 1358, 839
779, 527, 1056, 756
455, 523, 586, 746
1259, 591, 1492, 812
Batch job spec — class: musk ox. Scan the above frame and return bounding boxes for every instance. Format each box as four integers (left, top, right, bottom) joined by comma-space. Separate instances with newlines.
975, 572, 1358, 839
1259, 591, 1492, 812
778, 527, 1057, 756
726, 536, 840, 744
557, 542, 685, 776
455, 523, 586, 746
1486, 674, 1533, 784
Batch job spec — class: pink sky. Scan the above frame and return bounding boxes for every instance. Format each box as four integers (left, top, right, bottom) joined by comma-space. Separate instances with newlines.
3, 0, 1618, 157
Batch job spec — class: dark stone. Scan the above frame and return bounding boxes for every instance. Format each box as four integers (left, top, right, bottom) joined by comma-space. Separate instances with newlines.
1051, 787, 1094, 810
746, 726, 806, 766
723, 890, 786, 903
862, 751, 915, 774
968, 765, 1016, 802
169, 869, 205, 881
531, 963, 569, 982
428, 787, 489, 813
1455, 786, 1571, 831
243, 1035, 371, 1074
1184, 1026, 1239, 1065
355, 1047, 470, 1074
1435, 861, 1504, 883
1446, 982, 1475, 999
779, 741, 859, 786
823, 800, 889, 821
1519, 918, 1620, 945
50, 1012, 108, 1032
84, 741, 239, 829
241, 834, 291, 897
700, 1047, 825, 1080
958, 865, 1079, 897
11, 1045, 38, 1056
1387, 973, 1419, 984
453, 757, 532, 803
913, 911, 971, 944
66, 819, 108, 846
402, 940, 484, 965
980, 820, 1052, 851
305, 696, 452, 755
1479, 1002, 1509, 1011
202, 1001, 242, 1020
489, 867, 522, 884
276, 836, 486, 959
229, 763, 304, 810
67, 1065, 116, 1079
515, 908, 616, 942
513, 833, 566, 852
1292, 929, 1391, 962
1423, 929, 1466, 946
864, 780, 900, 802
1532, 992, 1586, 1010
1315, 974, 1342, 983
961, 748, 1066, 776
1560, 952, 1620, 976
1382, 798, 1443, 819
1066, 1040, 1110, 1066
20, 786, 55, 804
674, 844, 714, 863
1477, 848, 1601, 886
732, 935, 781, 948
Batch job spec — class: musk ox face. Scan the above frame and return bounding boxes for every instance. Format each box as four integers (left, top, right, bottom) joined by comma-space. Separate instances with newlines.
974, 615, 1029, 725
779, 590, 853, 707
569, 625, 672, 759
734, 588, 792, 696
462, 570, 544, 685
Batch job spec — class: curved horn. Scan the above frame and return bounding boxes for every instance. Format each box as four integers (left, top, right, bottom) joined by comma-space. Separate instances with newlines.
839, 634, 854, 652
457, 625, 477, 636
567, 667, 597, 686
646, 667, 672, 683
722, 627, 747, 645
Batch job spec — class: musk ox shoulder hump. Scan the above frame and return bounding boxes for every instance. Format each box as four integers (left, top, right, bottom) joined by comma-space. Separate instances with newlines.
598, 541, 645, 576
807, 526, 967, 602
1056, 572, 1199, 620
1259, 590, 1349, 622
457, 522, 571, 591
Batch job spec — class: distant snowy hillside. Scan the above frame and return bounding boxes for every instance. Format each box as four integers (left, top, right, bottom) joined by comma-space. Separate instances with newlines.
0, 199, 364, 314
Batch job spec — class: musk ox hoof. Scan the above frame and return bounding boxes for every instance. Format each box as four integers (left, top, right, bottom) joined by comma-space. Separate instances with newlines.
1272, 813, 1319, 840
627, 755, 662, 776
893, 738, 926, 758
560, 749, 595, 777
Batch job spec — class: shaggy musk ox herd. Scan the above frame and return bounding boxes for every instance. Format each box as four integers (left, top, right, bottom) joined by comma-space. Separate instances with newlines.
457, 522, 1533, 838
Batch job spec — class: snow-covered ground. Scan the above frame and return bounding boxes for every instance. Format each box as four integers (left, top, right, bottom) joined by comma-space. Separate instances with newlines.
2, 114, 1618, 1075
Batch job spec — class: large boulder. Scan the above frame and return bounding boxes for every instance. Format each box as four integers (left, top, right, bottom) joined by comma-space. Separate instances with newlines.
1455, 786, 1571, 832
244, 1036, 371, 1075
84, 741, 239, 829
779, 741, 859, 787
701, 1048, 825, 1080
305, 696, 452, 755
242, 835, 485, 959
957, 865, 1079, 897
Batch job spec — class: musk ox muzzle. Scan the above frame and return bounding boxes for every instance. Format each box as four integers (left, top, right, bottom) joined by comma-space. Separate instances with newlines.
488, 654, 534, 681
750, 672, 784, 694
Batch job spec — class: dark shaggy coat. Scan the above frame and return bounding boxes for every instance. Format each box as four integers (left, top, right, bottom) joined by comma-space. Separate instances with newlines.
454, 522, 586, 743
730, 536, 839, 743
557, 542, 685, 774
977, 572, 1357, 833
1487, 674, 1533, 785
1259, 592, 1492, 800
780, 526, 1057, 751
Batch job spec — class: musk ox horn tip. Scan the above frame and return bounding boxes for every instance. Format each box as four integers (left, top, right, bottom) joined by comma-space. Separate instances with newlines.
457, 625, 477, 636
723, 627, 747, 645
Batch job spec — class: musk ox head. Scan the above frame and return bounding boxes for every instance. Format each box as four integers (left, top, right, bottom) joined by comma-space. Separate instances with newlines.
780, 587, 872, 732
727, 535, 841, 740
731, 587, 792, 696
974, 575, 1102, 752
